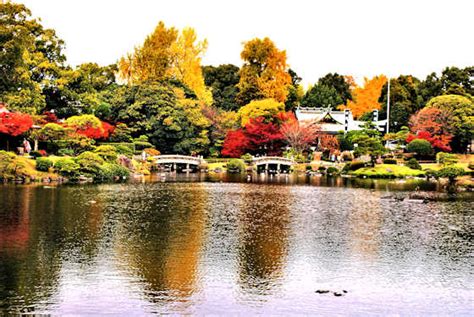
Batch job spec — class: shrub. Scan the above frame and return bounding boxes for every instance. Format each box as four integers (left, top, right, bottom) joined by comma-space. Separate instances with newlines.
134, 135, 153, 150
75, 151, 105, 175
383, 158, 397, 164
241, 153, 253, 164
405, 158, 422, 170
94, 145, 118, 162
294, 153, 306, 163
437, 166, 465, 180
54, 158, 80, 178
326, 166, 339, 175
227, 159, 246, 173
318, 166, 326, 172
98, 163, 130, 181
348, 161, 366, 171
306, 165, 313, 171
469, 162, 474, 170
436, 152, 459, 165
36, 157, 53, 172
144, 148, 160, 156
30, 150, 45, 158
57, 148, 74, 156
407, 139, 433, 156
115, 145, 134, 157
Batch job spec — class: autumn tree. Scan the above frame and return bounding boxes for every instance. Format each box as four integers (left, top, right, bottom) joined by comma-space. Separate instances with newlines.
280, 114, 320, 154
408, 107, 454, 152
425, 94, 474, 152
341, 75, 387, 118
0, 111, 34, 150
238, 98, 285, 126
118, 22, 211, 104
65, 114, 114, 140
236, 37, 291, 106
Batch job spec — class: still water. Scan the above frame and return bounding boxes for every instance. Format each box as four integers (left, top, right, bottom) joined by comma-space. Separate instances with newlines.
0, 176, 472, 315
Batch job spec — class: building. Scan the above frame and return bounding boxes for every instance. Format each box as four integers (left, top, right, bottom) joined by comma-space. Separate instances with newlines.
295, 106, 387, 134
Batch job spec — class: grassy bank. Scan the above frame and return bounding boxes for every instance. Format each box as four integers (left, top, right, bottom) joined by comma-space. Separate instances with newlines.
351, 164, 426, 178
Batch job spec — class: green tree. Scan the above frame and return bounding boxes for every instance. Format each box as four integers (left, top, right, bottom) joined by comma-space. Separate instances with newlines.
301, 84, 344, 109
0, 2, 65, 114
407, 139, 433, 156
238, 98, 285, 126
284, 69, 304, 112
202, 64, 240, 111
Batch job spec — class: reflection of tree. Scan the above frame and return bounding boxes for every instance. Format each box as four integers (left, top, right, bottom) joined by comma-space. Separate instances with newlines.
116, 184, 206, 299
348, 194, 382, 259
237, 185, 291, 293
0, 185, 105, 313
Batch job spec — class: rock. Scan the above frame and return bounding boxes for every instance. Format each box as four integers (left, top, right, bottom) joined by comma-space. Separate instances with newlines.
333, 292, 343, 297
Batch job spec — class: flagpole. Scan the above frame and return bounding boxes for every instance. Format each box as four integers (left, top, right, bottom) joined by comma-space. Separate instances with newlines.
386, 78, 390, 134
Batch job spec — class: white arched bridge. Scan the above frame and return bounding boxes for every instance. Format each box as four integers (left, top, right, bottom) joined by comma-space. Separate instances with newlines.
252, 156, 295, 173
154, 155, 206, 171
153, 155, 296, 173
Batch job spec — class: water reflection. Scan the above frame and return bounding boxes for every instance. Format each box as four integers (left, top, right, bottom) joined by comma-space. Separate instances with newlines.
238, 185, 291, 295
0, 182, 472, 315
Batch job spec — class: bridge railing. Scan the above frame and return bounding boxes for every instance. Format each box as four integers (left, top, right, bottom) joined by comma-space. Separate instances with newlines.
252, 156, 295, 165
153, 154, 206, 164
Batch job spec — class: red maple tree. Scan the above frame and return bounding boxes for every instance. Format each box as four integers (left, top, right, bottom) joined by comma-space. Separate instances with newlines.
408, 107, 453, 152
0, 112, 33, 137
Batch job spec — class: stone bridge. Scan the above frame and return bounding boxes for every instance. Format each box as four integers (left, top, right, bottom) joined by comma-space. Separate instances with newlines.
252, 156, 295, 172
154, 155, 206, 170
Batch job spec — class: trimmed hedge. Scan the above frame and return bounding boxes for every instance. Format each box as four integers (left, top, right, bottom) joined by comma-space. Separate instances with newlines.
383, 158, 397, 164
36, 157, 53, 172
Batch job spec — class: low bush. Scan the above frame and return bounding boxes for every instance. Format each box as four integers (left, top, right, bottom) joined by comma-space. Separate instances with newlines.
98, 163, 130, 181
76, 151, 105, 175
94, 145, 118, 162
437, 166, 465, 180
241, 153, 253, 164
348, 161, 366, 171
318, 166, 326, 172
326, 166, 339, 175
306, 165, 313, 171
407, 139, 433, 156
115, 145, 134, 157
57, 148, 74, 156
227, 159, 246, 173
383, 158, 397, 164
54, 158, 80, 178
36, 157, 53, 172
469, 162, 474, 170
144, 148, 160, 156
30, 150, 45, 158
405, 158, 422, 170
436, 152, 459, 165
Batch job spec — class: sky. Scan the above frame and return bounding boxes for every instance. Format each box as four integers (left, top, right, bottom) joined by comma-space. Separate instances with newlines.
17, 0, 474, 86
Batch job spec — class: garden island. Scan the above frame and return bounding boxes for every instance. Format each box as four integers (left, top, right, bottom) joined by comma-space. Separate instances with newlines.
0, 1, 472, 315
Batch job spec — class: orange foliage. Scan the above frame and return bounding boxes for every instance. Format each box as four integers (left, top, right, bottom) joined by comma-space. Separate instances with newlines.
340, 75, 387, 118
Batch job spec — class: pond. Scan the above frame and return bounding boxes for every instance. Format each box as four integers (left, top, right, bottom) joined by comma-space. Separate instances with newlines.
0, 176, 472, 315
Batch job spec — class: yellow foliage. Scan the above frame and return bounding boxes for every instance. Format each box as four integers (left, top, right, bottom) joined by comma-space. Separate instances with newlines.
339, 75, 387, 118
238, 98, 285, 126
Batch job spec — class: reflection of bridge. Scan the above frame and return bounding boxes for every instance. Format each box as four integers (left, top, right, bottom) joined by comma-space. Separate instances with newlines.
154, 155, 206, 171
252, 156, 295, 173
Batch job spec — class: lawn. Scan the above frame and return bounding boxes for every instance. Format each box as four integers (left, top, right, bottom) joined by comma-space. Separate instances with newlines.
351, 164, 426, 178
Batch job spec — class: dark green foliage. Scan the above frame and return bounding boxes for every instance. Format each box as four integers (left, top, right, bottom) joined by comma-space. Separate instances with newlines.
383, 158, 397, 164
284, 69, 303, 112
115, 145, 134, 157
57, 148, 74, 156
437, 166, 464, 180
202, 64, 240, 111
35, 157, 52, 171
326, 166, 339, 175
305, 165, 313, 171
30, 151, 45, 158
468, 162, 474, 170
301, 84, 344, 109
347, 161, 366, 171
405, 158, 422, 170
226, 159, 246, 173
407, 139, 433, 156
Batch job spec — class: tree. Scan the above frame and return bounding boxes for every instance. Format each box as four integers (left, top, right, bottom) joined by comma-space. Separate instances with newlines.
426, 94, 474, 152
280, 115, 320, 154
0, 2, 65, 114
222, 116, 286, 157
202, 106, 239, 156
118, 22, 211, 104
379, 75, 422, 131
238, 98, 285, 126
236, 37, 291, 106
341, 75, 387, 118
407, 139, 433, 156
202, 64, 240, 111
301, 84, 344, 109
406, 131, 451, 152
284, 69, 304, 112
408, 107, 454, 152
0, 112, 33, 137
65, 115, 113, 140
